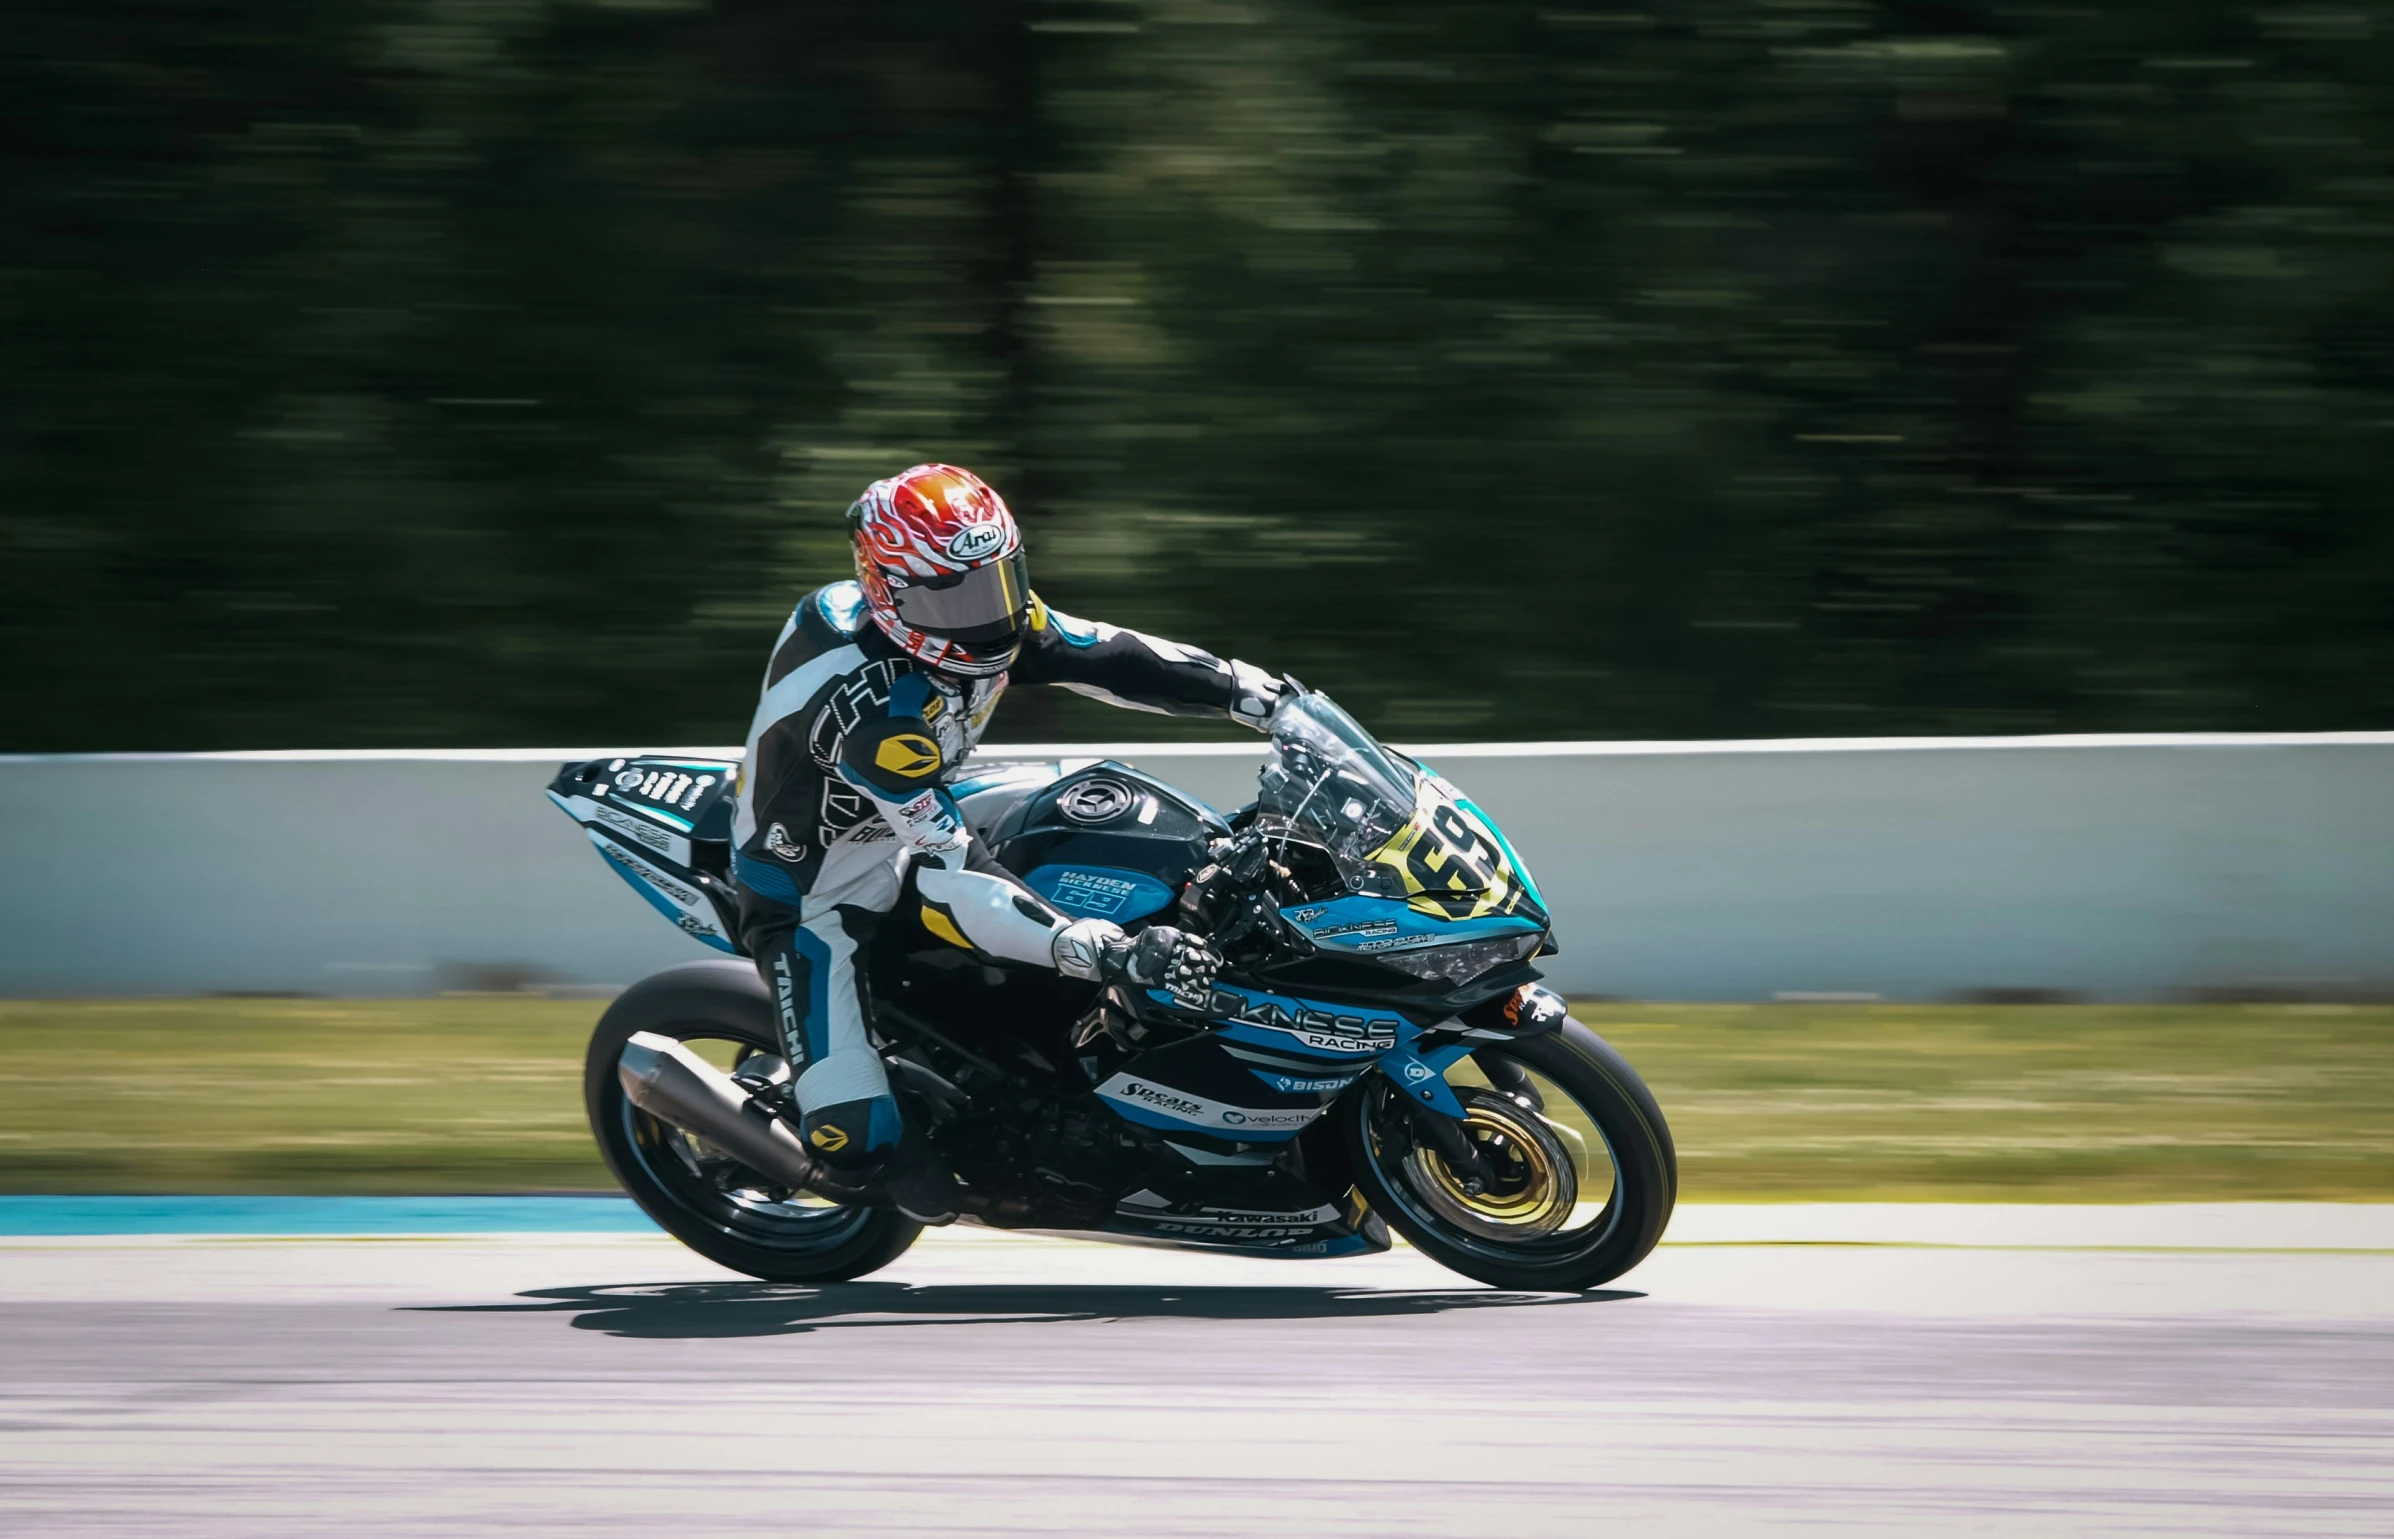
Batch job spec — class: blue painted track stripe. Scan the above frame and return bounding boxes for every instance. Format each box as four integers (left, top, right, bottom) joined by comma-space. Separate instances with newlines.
0, 1196, 658, 1236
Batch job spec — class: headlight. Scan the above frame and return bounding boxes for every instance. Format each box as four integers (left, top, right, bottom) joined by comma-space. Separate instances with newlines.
1374, 932, 1542, 986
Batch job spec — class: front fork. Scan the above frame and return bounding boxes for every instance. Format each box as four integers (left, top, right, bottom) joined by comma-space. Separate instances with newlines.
1372, 983, 1569, 1192
1375, 1041, 1488, 1190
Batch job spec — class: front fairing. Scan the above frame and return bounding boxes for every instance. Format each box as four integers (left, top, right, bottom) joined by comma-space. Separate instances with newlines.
1253, 694, 1549, 1000
1349, 766, 1548, 932
1259, 694, 1547, 922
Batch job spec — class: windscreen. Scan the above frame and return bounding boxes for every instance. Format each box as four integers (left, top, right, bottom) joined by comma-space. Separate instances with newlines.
1256, 692, 1422, 897
1258, 691, 1547, 926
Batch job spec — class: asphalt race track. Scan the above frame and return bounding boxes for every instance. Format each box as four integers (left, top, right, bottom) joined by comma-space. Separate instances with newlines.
3, 1207, 2390, 1537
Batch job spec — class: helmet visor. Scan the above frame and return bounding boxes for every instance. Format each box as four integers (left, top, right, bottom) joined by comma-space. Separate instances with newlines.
887, 552, 1029, 645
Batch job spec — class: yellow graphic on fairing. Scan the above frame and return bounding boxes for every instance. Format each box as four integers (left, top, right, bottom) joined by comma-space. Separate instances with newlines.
919, 905, 971, 949
875, 733, 944, 778
1365, 778, 1533, 922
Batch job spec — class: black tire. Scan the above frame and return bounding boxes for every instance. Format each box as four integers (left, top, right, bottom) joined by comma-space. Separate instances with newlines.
1341, 1018, 1675, 1291
583, 959, 922, 1283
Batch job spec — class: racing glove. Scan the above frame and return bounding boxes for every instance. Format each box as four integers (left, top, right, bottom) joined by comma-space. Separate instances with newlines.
1228, 662, 1286, 733
1053, 919, 1220, 1009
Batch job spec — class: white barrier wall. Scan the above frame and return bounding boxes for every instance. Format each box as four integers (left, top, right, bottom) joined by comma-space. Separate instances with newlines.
3, 735, 2390, 1000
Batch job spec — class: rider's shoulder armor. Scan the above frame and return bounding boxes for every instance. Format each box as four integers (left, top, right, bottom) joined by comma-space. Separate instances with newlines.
763, 581, 896, 690
815, 579, 869, 638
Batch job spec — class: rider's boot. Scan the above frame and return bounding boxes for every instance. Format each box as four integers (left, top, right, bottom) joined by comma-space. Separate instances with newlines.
872, 1128, 960, 1227
799, 1097, 958, 1226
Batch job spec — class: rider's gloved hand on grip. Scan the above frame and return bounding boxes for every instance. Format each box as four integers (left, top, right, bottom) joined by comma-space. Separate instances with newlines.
1108, 924, 1221, 1009
1053, 918, 1220, 1009
1228, 662, 1285, 733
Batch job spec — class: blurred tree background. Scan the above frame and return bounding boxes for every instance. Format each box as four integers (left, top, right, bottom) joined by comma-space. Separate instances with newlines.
5, 0, 2390, 750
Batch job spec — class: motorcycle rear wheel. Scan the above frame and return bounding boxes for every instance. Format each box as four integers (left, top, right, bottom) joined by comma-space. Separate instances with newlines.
583, 960, 923, 1284
1342, 1019, 1676, 1291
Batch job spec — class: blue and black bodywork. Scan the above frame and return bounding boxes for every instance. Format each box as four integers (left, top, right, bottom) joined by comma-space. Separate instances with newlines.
549, 747, 1567, 1259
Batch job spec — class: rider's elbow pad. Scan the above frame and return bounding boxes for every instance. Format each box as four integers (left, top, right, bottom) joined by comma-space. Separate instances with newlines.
913, 865, 1065, 969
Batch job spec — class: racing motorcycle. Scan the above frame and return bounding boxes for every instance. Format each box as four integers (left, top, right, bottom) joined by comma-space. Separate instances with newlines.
548, 689, 1675, 1291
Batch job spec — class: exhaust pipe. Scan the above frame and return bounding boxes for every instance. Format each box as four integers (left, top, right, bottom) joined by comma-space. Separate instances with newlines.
617, 1031, 819, 1190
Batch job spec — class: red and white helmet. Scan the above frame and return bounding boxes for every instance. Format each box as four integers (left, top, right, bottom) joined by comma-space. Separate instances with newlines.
847, 464, 1029, 677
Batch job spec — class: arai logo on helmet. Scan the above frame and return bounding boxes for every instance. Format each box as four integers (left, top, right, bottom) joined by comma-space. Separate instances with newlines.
946, 522, 1007, 562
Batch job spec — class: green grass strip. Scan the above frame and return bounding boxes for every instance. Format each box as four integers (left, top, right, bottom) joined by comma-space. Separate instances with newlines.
0, 997, 2387, 1200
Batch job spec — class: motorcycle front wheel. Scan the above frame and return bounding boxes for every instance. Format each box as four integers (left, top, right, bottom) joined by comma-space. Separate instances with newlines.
1342, 1019, 1676, 1291
583, 960, 922, 1284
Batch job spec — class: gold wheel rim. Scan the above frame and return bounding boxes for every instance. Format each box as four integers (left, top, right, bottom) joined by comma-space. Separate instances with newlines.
1402, 1094, 1578, 1241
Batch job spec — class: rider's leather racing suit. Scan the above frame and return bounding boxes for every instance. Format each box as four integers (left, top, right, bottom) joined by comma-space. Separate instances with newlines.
731, 579, 1275, 1167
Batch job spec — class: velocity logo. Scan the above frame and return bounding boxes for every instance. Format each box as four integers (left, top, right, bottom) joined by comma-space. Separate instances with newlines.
1098, 1073, 1326, 1133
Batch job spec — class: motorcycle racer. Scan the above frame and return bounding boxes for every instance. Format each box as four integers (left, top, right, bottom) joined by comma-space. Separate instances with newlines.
732, 463, 1282, 1223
